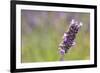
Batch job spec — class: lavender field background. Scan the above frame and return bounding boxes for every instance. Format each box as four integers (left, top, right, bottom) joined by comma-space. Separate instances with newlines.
21, 10, 90, 63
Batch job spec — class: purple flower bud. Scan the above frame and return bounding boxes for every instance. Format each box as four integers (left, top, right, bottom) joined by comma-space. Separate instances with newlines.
59, 49, 65, 55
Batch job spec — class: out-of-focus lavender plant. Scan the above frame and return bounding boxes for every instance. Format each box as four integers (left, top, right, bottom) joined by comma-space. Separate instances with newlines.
58, 19, 83, 61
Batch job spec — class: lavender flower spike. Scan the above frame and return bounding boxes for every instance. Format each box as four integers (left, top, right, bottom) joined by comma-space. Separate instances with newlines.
59, 19, 83, 61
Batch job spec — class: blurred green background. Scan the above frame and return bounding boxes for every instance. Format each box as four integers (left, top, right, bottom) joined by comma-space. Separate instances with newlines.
21, 10, 90, 63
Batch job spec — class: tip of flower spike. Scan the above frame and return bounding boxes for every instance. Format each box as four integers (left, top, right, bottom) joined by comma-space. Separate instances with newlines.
78, 22, 83, 27
80, 22, 83, 26
70, 19, 75, 25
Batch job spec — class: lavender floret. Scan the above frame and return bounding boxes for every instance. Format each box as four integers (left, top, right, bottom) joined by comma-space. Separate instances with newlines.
59, 19, 83, 60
